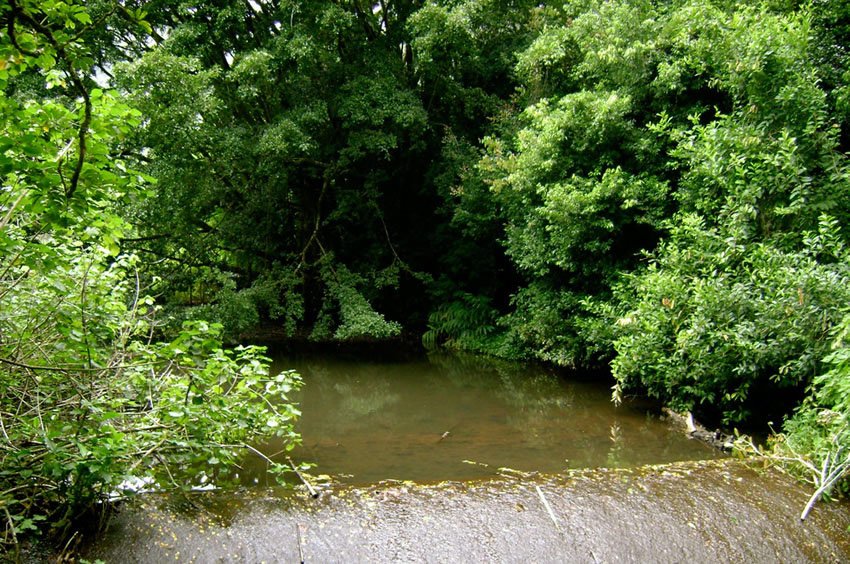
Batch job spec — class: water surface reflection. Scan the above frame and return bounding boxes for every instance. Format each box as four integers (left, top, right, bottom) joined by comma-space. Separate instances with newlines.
261, 353, 721, 484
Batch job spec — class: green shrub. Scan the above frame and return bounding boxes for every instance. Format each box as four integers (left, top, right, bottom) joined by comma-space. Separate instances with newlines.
0, 4, 302, 552
0, 232, 303, 552
612, 215, 850, 423
771, 313, 850, 514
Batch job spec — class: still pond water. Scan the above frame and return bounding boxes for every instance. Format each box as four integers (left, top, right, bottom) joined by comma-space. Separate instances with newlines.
260, 353, 721, 484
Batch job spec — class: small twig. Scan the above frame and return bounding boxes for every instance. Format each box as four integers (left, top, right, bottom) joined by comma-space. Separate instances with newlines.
55, 138, 75, 163
58, 530, 79, 561
154, 453, 179, 489
243, 444, 318, 495
0, 483, 43, 500
0, 262, 32, 303
80, 258, 94, 371
287, 456, 319, 498
535, 485, 560, 532
0, 356, 164, 373
437, 421, 461, 442
296, 522, 305, 564
243, 444, 274, 463
0, 189, 26, 232
0, 415, 8, 443
2, 506, 18, 552
375, 205, 402, 264
126, 436, 168, 476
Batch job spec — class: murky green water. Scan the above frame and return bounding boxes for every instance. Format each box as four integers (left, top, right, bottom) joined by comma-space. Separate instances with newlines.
259, 353, 721, 484
80, 354, 850, 563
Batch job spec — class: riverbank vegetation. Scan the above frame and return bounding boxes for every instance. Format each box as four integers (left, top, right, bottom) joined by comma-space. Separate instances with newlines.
2, 0, 849, 553
0, 1, 302, 556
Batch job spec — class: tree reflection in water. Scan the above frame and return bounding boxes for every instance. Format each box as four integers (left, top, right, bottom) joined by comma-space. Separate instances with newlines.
259, 353, 721, 484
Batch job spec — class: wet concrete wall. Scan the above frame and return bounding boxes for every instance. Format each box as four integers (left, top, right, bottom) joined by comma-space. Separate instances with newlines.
84, 459, 849, 563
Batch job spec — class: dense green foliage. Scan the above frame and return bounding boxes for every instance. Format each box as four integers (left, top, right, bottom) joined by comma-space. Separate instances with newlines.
612, 217, 850, 421
114, 0, 437, 340
764, 311, 850, 515
3, 0, 850, 548
602, 3, 850, 423
0, 0, 301, 554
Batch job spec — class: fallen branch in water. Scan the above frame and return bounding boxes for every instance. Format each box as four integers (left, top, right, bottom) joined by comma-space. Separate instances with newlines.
800, 443, 850, 521
735, 428, 850, 521
243, 444, 318, 498
437, 422, 461, 443
288, 456, 319, 499
662, 408, 734, 451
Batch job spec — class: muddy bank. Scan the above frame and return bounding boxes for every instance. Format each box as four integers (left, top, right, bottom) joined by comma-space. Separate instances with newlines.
82, 459, 849, 563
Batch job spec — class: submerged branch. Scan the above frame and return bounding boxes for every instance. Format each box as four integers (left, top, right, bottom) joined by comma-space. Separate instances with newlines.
287, 456, 319, 499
